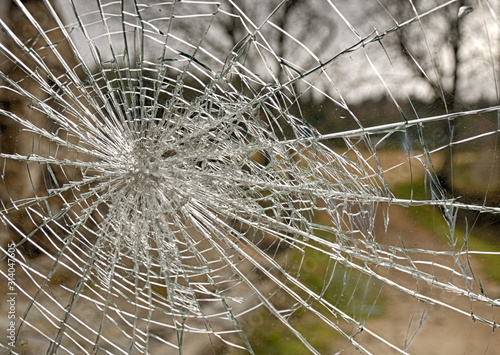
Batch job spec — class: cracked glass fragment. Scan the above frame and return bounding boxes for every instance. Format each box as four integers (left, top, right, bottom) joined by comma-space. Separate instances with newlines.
0, 0, 499, 354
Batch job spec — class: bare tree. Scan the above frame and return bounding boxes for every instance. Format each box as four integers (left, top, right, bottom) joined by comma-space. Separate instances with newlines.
0, 0, 81, 255
375, 0, 480, 196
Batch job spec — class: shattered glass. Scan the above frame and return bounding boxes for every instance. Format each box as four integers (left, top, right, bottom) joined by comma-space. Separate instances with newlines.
0, 0, 499, 353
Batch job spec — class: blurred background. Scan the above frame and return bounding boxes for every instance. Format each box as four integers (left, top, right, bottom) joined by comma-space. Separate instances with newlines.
0, 0, 499, 354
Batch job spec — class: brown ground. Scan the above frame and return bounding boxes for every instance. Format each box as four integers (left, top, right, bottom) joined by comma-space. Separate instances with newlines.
2, 147, 499, 354
355, 205, 500, 355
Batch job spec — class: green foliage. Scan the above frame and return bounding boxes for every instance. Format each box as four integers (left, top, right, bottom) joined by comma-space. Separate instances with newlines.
242, 223, 384, 353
